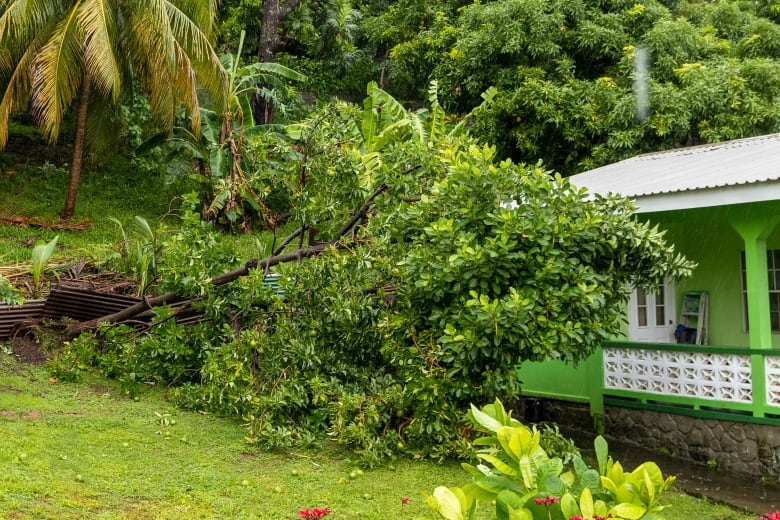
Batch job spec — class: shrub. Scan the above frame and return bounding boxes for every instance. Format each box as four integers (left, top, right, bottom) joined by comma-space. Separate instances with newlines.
427, 400, 675, 520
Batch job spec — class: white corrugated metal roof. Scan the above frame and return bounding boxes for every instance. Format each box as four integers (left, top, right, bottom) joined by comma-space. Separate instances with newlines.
569, 133, 780, 212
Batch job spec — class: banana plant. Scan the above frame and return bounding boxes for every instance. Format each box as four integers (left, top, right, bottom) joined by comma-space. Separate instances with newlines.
30, 235, 59, 298
137, 30, 305, 229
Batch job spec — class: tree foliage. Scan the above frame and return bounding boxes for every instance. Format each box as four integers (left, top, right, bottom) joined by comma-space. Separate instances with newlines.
53, 86, 692, 462
368, 0, 780, 174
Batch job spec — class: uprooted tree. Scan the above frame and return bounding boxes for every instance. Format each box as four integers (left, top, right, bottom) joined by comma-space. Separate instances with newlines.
49, 86, 693, 463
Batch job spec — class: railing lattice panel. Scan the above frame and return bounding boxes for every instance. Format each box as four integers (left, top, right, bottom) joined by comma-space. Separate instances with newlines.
603, 347, 752, 403
765, 356, 780, 406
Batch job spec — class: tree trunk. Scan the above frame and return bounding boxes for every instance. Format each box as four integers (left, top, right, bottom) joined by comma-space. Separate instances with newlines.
61, 73, 91, 220
251, 0, 302, 125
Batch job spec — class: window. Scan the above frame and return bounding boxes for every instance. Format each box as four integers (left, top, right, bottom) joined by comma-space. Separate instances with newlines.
740, 250, 780, 332
634, 283, 666, 328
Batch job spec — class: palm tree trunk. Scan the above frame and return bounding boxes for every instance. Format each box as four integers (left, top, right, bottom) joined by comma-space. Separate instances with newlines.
251, 0, 301, 125
61, 73, 91, 220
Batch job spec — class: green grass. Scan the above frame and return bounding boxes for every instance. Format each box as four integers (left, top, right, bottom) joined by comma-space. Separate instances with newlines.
0, 354, 468, 519
0, 156, 279, 276
0, 159, 186, 265
0, 354, 756, 520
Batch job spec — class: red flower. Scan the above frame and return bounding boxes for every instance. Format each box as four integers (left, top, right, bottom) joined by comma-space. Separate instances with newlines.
401, 496, 410, 505
533, 496, 560, 507
761, 512, 780, 520
298, 507, 333, 519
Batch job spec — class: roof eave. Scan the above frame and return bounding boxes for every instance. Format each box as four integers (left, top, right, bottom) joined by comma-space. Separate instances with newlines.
634, 181, 780, 214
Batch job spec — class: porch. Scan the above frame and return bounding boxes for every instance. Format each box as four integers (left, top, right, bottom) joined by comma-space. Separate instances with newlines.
518, 340, 780, 424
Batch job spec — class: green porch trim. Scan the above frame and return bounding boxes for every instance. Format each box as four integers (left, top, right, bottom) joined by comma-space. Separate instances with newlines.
731, 217, 779, 349
587, 345, 604, 416
519, 341, 780, 424
519, 389, 590, 403
602, 387, 756, 413
604, 339, 766, 355
603, 396, 780, 426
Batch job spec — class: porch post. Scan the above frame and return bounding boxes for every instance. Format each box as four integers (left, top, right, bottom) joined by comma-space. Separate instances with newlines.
732, 218, 780, 417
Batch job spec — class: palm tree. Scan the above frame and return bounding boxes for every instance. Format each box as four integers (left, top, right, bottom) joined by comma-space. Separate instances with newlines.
0, 0, 227, 219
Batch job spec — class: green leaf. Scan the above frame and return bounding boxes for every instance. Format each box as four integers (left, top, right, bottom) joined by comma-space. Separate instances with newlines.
477, 454, 519, 476
595, 435, 608, 475
560, 493, 580, 518
496, 490, 524, 520
470, 404, 503, 432
609, 502, 647, 520
581, 469, 601, 490
579, 487, 594, 518
134, 216, 154, 241
427, 486, 465, 520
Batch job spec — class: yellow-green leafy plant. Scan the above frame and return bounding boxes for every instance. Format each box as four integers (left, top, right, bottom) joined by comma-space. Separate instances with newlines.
427, 400, 675, 520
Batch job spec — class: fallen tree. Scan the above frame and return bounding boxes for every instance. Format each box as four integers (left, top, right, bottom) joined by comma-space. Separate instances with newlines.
63, 183, 390, 339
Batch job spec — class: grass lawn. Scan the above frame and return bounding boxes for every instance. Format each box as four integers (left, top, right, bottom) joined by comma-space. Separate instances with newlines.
0, 353, 755, 520
0, 157, 271, 282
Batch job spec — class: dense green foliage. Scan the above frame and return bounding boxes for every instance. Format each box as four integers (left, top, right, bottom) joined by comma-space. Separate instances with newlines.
206, 0, 780, 174
9, 0, 763, 465
371, 0, 780, 173
50, 85, 692, 463
0, 0, 225, 218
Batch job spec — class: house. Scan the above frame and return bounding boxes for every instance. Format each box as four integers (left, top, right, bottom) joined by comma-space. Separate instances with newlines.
518, 133, 780, 477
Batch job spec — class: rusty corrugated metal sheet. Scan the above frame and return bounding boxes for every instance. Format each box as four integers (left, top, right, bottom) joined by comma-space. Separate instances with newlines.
0, 274, 284, 339
43, 285, 141, 321
0, 300, 45, 340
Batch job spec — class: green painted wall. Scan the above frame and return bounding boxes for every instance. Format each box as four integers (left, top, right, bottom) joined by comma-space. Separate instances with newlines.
657, 218, 747, 347
517, 358, 593, 402
645, 201, 780, 348
519, 200, 780, 404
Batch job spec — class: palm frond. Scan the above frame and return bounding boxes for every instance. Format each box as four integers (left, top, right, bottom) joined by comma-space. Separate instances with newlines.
84, 90, 122, 154
78, 0, 121, 101
0, 42, 37, 147
172, 40, 201, 131
167, 0, 218, 37
126, 2, 177, 130
164, 0, 226, 105
31, 4, 85, 142
0, 0, 64, 52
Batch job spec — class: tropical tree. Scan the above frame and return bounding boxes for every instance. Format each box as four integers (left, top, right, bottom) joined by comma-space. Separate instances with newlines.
359, 0, 780, 175
0, 0, 226, 219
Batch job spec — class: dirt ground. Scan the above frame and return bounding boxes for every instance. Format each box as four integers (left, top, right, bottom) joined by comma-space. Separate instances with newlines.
5, 337, 49, 364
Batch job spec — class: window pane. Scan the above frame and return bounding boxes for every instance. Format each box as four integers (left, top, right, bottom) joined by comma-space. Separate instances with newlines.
638, 307, 647, 327
655, 304, 665, 326
771, 292, 780, 333
655, 283, 665, 325
636, 287, 646, 306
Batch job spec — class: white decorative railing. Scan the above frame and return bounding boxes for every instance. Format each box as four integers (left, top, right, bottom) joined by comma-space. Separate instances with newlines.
603, 347, 753, 404
765, 356, 780, 406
